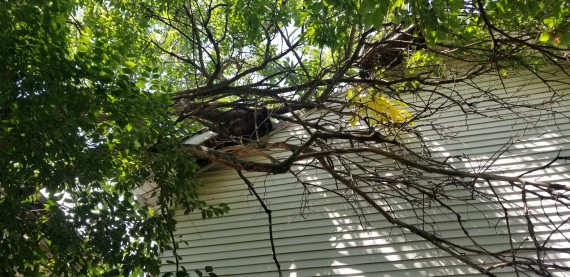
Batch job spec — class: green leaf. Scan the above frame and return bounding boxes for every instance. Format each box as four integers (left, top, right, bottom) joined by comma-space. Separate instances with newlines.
77, 44, 89, 52
125, 61, 137, 68
359, 0, 376, 15
363, 12, 377, 30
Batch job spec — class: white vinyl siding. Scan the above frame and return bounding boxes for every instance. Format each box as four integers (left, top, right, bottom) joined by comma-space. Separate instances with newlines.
158, 68, 570, 276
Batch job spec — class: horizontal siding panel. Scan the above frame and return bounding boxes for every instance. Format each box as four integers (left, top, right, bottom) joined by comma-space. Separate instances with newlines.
167, 222, 569, 258
177, 184, 570, 219
165, 241, 569, 272
190, 172, 570, 207
171, 210, 569, 241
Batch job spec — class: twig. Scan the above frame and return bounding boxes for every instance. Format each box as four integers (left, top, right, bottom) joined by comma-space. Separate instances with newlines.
237, 170, 283, 277
161, 207, 180, 273
519, 181, 547, 275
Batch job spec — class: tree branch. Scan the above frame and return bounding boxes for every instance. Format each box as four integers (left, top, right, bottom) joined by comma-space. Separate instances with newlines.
236, 171, 283, 277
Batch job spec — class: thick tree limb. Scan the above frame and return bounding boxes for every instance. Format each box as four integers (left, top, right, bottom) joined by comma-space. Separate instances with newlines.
183, 131, 570, 191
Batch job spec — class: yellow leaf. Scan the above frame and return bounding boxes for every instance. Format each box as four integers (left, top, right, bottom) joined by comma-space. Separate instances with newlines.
393, 0, 405, 8
395, 100, 408, 107
539, 31, 550, 43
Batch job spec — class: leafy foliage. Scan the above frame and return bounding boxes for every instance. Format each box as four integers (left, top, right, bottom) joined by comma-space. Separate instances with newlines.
1, 0, 210, 275
1, 0, 569, 276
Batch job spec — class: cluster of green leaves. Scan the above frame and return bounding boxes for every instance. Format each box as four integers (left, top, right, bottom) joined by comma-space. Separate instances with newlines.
485, 0, 570, 45
0, 0, 222, 275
